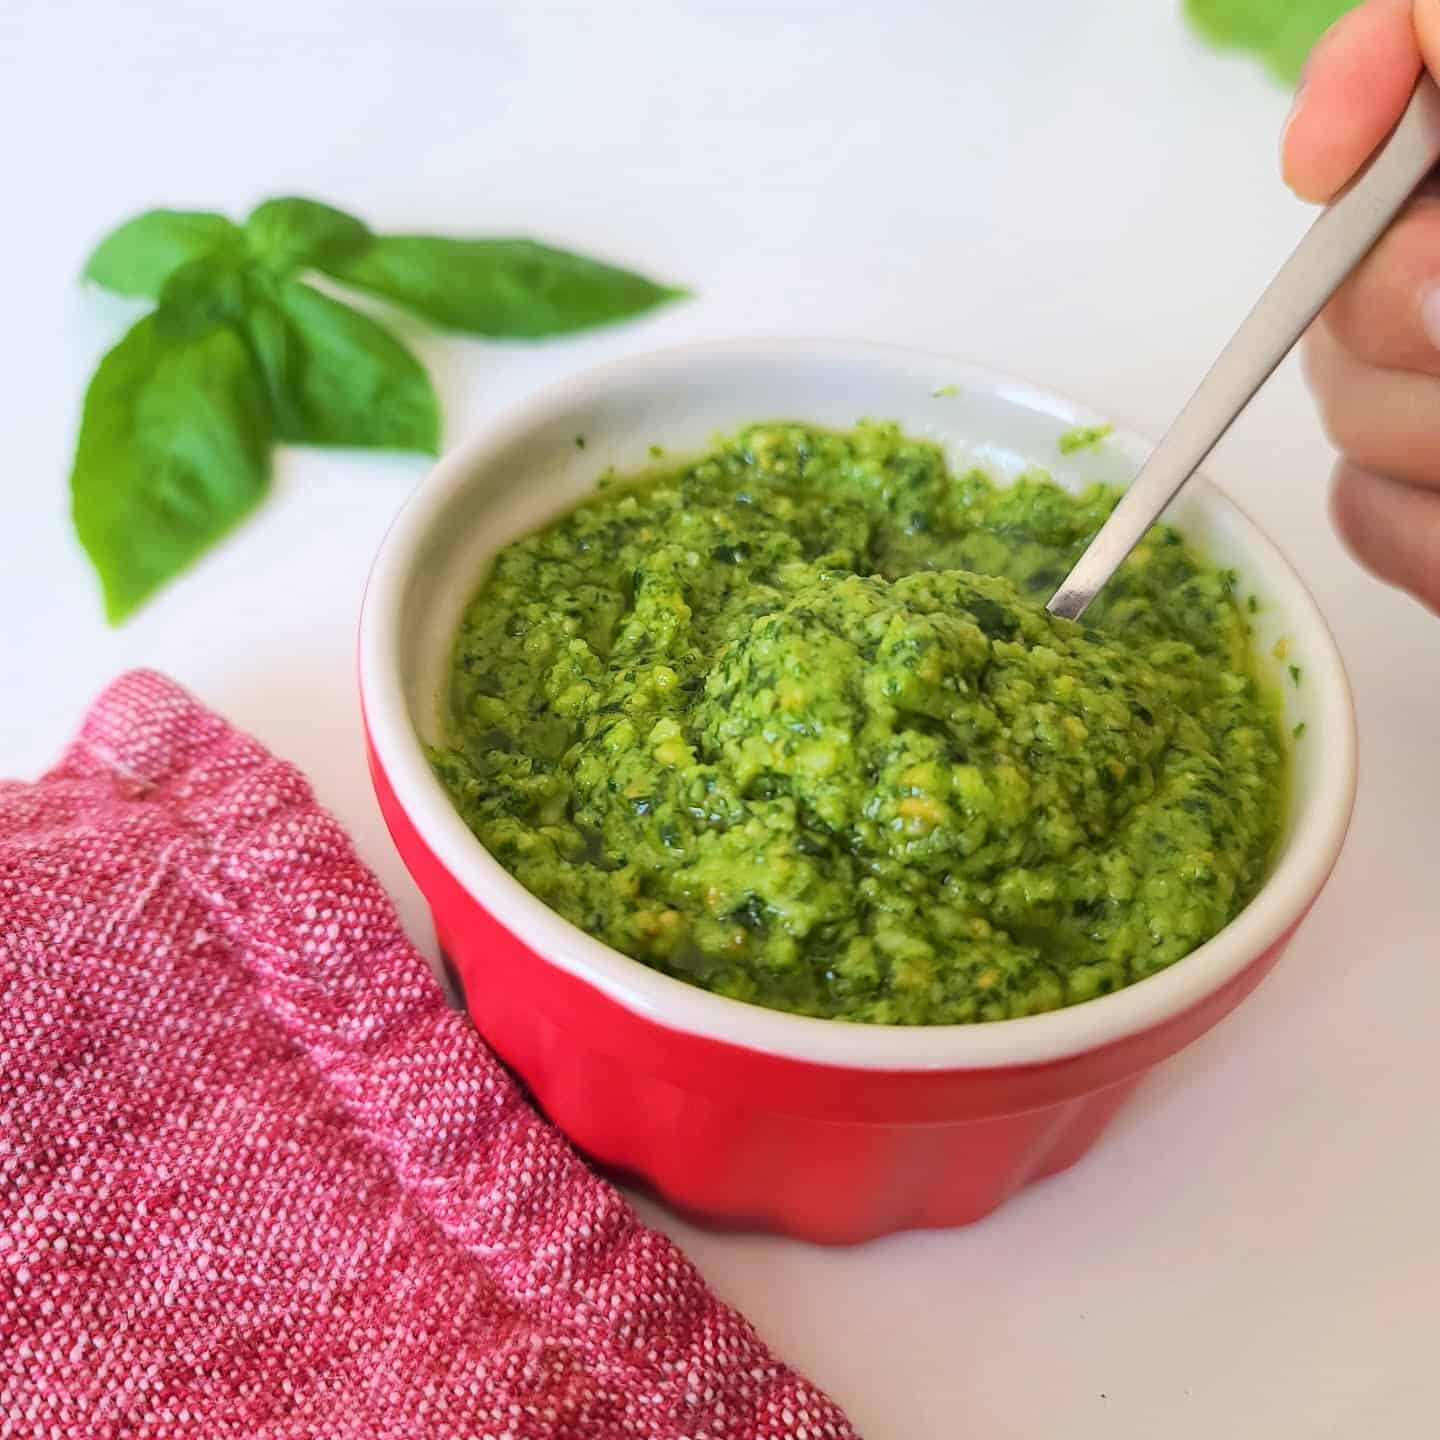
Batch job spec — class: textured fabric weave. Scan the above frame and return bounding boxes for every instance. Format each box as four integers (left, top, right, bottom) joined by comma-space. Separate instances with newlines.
0, 671, 856, 1440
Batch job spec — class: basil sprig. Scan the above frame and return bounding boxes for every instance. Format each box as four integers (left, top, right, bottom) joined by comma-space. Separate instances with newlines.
75, 197, 687, 622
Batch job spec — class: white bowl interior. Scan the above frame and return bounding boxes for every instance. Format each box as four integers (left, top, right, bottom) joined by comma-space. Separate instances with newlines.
363, 340, 1356, 1070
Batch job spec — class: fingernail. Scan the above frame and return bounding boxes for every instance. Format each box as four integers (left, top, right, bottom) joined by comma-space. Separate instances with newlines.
1419, 285, 1440, 350
1285, 9, 1342, 128
1278, 43, 1316, 177
1280, 85, 1306, 179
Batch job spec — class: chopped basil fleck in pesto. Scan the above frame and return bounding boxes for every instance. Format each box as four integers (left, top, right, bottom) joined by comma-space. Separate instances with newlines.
1058, 424, 1113, 455
431, 422, 1285, 1024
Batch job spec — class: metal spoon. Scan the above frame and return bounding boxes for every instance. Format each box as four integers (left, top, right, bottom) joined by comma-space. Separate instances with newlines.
1047, 74, 1440, 621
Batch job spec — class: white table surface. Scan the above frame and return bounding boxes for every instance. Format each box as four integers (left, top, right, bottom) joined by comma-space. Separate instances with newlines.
4, 1, 1438, 1435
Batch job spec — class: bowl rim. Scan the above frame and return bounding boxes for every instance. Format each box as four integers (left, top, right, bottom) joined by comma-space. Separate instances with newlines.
358, 336, 1358, 1072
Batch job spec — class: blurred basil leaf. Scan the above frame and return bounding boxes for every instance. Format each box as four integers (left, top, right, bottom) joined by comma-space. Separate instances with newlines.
1185, 0, 1357, 84
326, 235, 688, 337
75, 194, 690, 619
245, 197, 371, 273
83, 210, 245, 300
153, 254, 253, 339
243, 276, 439, 452
71, 315, 272, 623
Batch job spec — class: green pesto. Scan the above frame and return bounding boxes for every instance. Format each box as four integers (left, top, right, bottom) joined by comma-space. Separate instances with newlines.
431, 422, 1285, 1025
1057, 424, 1112, 455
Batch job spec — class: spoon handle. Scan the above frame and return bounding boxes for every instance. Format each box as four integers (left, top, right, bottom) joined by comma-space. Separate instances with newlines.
1048, 74, 1440, 621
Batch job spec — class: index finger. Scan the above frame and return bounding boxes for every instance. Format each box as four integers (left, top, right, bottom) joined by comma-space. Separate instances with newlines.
1281, 0, 1420, 203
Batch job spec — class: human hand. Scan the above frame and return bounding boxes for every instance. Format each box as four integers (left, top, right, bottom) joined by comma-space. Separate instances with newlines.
1284, 0, 1440, 611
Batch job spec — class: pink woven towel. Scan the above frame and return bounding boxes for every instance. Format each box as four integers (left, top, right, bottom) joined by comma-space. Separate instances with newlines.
0, 671, 857, 1440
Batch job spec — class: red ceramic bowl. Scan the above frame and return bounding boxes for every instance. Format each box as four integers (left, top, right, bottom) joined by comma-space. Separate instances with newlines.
359, 340, 1357, 1244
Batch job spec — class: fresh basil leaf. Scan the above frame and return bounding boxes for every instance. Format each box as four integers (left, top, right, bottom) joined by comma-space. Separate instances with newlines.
326, 235, 687, 337
71, 314, 272, 623
83, 210, 245, 300
245, 197, 371, 273
153, 254, 253, 340
243, 277, 439, 452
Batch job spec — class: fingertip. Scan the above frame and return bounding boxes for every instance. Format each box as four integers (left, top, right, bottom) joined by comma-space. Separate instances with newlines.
1281, 0, 1420, 203
1415, 0, 1440, 78
1281, 97, 1331, 204
1327, 461, 1366, 548
1329, 461, 1440, 613
1319, 192, 1440, 374
1328, 460, 1396, 590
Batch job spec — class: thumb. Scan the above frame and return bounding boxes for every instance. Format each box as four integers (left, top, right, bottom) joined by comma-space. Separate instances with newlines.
1282, 0, 1420, 203
1415, 0, 1440, 81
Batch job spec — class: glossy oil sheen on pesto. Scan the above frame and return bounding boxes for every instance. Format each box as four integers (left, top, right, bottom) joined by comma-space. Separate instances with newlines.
431, 423, 1285, 1025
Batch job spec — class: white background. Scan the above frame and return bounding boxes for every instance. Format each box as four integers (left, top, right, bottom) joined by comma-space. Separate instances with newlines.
3, 2, 1437, 1435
